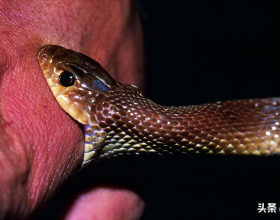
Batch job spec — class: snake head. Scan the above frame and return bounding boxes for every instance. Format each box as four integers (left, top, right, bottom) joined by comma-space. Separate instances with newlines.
38, 45, 118, 125
38, 45, 145, 166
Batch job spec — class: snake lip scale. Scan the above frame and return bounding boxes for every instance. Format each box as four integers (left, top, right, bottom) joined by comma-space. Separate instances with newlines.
38, 45, 280, 168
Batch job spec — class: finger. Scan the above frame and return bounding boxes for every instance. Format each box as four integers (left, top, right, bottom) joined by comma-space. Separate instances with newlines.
61, 187, 145, 220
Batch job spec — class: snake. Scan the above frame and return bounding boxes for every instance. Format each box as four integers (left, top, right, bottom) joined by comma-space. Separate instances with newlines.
38, 45, 280, 168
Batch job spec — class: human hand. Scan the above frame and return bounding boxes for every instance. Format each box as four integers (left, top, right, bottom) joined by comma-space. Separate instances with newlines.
0, 1, 145, 219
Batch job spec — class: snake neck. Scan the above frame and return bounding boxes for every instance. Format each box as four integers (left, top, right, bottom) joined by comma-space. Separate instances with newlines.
82, 83, 280, 166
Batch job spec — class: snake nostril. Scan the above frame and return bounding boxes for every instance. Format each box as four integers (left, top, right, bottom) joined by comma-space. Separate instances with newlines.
41, 54, 48, 61
59, 71, 75, 87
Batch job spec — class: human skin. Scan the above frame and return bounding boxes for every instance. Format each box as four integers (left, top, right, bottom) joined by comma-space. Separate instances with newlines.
0, 0, 145, 219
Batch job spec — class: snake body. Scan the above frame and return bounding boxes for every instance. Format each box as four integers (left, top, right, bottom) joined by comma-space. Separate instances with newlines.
38, 45, 280, 167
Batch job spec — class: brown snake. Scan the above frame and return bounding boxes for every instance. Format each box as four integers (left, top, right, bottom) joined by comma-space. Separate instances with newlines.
38, 45, 280, 168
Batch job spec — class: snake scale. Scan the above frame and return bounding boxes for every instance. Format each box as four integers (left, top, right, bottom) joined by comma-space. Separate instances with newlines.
38, 45, 280, 168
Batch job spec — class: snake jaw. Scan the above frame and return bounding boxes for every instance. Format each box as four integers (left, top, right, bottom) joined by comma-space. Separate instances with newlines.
39, 57, 91, 125
82, 123, 108, 167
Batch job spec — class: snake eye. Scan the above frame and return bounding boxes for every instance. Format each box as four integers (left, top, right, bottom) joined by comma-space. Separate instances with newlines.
59, 71, 75, 87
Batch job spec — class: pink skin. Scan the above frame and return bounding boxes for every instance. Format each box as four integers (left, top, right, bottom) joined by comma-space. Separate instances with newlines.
0, 1, 145, 219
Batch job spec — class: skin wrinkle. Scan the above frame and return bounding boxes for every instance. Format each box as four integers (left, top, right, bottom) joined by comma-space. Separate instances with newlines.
0, 117, 29, 217
2, 62, 46, 215
0, 50, 11, 88
0, 58, 31, 166
3, 63, 40, 145
30, 121, 83, 211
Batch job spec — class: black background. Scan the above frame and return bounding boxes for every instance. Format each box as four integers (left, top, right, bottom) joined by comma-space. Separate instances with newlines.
36, 1, 280, 220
